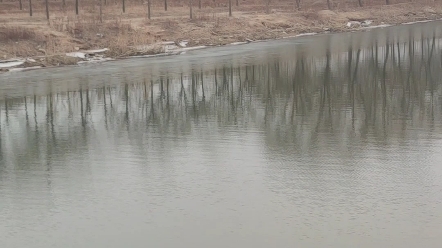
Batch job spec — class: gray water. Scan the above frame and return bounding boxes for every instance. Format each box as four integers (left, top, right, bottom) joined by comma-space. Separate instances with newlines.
2, 21, 442, 248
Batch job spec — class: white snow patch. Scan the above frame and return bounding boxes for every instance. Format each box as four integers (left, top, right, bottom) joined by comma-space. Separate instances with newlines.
295, 32, 318, 37
229, 42, 248, 46
362, 24, 392, 29
84, 48, 109, 54
179, 41, 188, 47
8, 66, 42, 72
0, 61, 25, 68
66, 52, 86, 59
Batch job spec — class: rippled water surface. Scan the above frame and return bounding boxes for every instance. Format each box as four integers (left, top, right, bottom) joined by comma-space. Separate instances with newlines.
2, 21, 442, 248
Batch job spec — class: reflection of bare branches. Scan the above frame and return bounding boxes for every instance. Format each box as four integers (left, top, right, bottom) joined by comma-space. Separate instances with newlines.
125, 83, 129, 125
4, 98, 9, 124
2, 30, 442, 159
315, 48, 332, 135
0, 102, 2, 158
80, 88, 85, 127
382, 39, 390, 130
150, 80, 155, 120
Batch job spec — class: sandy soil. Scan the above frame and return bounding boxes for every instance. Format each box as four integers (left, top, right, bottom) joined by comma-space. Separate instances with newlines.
1, 0, 442, 69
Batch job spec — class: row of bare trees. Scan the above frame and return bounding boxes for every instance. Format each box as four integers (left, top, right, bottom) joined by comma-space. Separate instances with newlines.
1, 0, 399, 20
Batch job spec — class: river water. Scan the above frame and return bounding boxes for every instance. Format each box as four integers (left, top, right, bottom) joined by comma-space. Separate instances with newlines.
1, 21, 442, 248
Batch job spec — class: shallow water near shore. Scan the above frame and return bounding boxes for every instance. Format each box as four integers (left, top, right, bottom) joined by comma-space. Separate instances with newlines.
2, 21, 442, 248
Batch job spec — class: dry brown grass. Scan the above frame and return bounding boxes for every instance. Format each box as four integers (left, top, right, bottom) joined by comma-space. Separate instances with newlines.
0, 25, 38, 42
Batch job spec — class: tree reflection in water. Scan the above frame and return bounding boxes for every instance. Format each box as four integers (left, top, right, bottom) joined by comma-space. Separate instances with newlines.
1, 28, 442, 166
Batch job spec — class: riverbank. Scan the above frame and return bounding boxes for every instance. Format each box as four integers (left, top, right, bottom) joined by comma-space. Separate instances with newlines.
1, 2, 442, 72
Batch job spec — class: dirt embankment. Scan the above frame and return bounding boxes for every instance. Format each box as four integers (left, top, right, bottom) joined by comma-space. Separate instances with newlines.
1, 2, 442, 71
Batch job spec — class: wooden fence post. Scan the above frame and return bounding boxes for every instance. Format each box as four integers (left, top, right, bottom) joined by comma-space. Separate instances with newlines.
29, 0, 33, 16
148, 0, 151, 19
45, 0, 49, 20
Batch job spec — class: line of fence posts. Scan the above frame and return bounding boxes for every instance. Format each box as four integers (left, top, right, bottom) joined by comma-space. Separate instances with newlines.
3, 0, 397, 21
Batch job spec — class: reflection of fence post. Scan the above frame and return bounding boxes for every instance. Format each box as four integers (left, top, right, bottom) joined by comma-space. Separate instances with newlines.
201, 71, 205, 100
76, 0, 79, 15
347, 46, 352, 83
125, 84, 129, 122
352, 49, 361, 85
229, 0, 232, 16
214, 68, 218, 95
166, 78, 170, 108
24, 97, 29, 122
80, 88, 85, 126
123, 0, 126, 13
382, 38, 390, 123
34, 96, 37, 125
19, 0, 23, 10
165, 0, 167, 11
150, 80, 154, 117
